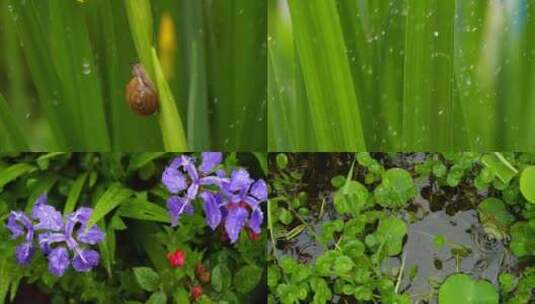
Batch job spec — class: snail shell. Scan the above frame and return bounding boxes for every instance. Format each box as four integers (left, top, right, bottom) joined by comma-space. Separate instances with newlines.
126, 63, 158, 116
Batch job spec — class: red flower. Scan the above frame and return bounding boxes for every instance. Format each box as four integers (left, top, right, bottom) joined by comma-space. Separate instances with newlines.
166, 249, 185, 268
190, 285, 203, 301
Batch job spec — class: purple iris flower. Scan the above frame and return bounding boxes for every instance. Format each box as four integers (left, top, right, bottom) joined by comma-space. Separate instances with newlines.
202, 168, 267, 243
162, 153, 225, 226
38, 207, 104, 277
161, 153, 267, 244
6, 211, 35, 264
5, 193, 104, 277
5, 193, 62, 265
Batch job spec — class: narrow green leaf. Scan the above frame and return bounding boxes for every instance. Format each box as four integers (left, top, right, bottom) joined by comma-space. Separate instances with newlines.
287, 0, 366, 150
117, 197, 170, 224
402, 0, 454, 150
124, 0, 187, 151
127, 152, 166, 172
152, 48, 188, 151
0, 93, 28, 150
0, 253, 10, 304
183, 0, 210, 149
8, 0, 69, 149
25, 173, 59, 213
86, 183, 133, 229
64, 172, 88, 214
0, 163, 33, 189
48, 0, 110, 150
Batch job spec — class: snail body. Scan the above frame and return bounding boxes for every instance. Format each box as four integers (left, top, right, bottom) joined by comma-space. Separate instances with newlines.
126, 63, 158, 116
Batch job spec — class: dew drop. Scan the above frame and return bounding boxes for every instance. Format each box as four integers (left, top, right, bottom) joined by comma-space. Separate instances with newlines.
81, 59, 91, 75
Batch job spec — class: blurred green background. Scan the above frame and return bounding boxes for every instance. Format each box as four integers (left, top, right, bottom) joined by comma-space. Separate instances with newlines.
268, 0, 535, 151
0, 0, 266, 152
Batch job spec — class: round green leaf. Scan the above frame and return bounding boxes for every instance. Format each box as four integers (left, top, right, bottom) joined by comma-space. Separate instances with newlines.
520, 166, 535, 203
233, 265, 262, 294
375, 217, 407, 256
477, 197, 513, 239
333, 180, 369, 215
374, 168, 417, 208
439, 273, 498, 304
333, 255, 354, 274
133, 267, 160, 292
212, 264, 232, 292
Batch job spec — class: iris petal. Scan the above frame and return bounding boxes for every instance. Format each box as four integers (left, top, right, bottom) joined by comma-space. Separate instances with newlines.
15, 241, 34, 265
72, 249, 100, 272
199, 152, 223, 173
48, 247, 70, 277
201, 192, 222, 230
225, 207, 249, 243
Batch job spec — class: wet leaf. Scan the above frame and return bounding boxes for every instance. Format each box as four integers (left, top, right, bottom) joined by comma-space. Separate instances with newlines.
233, 264, 262, 294
477, 197, 513, 239
133, 267, 160, 292
438, 273, 498, 304
333, 180, 368, 215
374, 168, 417, 208
520, 166, 535, 203
375, 217, 407, 256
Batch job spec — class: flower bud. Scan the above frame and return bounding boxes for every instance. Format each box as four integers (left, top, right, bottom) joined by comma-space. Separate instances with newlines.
190, 285, 203, 301
166, 249, 185, 268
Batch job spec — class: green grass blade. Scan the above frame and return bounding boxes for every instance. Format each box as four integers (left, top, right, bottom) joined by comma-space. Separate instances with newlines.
9, 0, 70, 149
183, 0, 210, 150
117, 197, 170, 224
1, 0, 30, 127
287, 0, 365, 150
152, 48, 188, 151
207, 0, 267, 150
402, 0, 455, 150
92, 0, 162, 151
48, 0, 110, 150
0, 163, 33, 190
125, 0, 188, 151
0, 93, 28, 150
86, 183, 133, 229
64, 172, 88, 214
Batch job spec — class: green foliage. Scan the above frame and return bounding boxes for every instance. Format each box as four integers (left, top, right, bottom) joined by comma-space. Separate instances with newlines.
520, 166, 535, 203
133, 267, 160, 292
269, 153, 535, 303
1, 0, 266, 151
374, 217, 407, 256
269, 0, 535, 151
333, 180, 368, 215
234, 265, 263, 294
510, 221, 535, 257
503, 268, 535, 304
438, 273, 498, 304
374, 168, 417, 208
477, 197, 513, 240
0, 153, 265, 303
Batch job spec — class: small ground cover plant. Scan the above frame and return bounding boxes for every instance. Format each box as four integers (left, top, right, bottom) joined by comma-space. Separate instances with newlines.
0, 152, 266, 303
268, 153, 535, 304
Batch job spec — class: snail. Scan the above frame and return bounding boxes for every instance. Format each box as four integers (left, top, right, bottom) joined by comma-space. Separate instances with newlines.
125, 63, 158, 116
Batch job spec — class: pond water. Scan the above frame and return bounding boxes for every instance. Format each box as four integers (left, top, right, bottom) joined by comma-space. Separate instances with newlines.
272, 153, 520, 303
